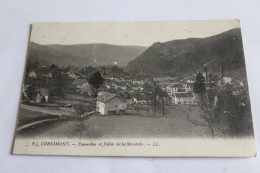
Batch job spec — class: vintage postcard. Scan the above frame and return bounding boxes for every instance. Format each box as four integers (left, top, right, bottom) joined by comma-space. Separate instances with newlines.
13, 20, 256, 157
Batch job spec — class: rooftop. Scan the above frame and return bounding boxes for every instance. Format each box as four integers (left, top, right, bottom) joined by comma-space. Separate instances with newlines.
97, 92, 125, 103
72, 79, 88, 86
35, 88, 49, 96
175, 92, 193, 98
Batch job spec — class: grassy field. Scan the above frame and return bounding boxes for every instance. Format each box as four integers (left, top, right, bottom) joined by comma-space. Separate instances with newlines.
17, 104, 213, 139
18, 104, 76, 119
81, 104, 211, 138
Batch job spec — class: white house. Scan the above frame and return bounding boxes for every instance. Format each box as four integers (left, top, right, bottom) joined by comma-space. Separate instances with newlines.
119, 85, 127, 90
183, 82, 193, 92
41, 65, 48, 68
35, 88, 49, 103
72, 79, 92, 95
131, 84, 140, 91
105, 83, 111, 89
173, 92, 193, 104
68, 73, 78, 79
186, 79, 194, 83
111, 82, 119, 89
166, 83, 187, 95
114, 78, 122, 83
223, 77, 232, 84
72, 79, 88, 89
80, 82, 92, 95
29, 71, 37, 78
96, 92, 127, 115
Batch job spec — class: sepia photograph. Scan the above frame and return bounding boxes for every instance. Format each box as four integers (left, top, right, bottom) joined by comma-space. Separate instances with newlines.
12, 20, 256, 157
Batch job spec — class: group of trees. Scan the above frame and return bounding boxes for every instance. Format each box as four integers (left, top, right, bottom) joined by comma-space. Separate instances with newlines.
24, 62, 68, 103
143, 82, 169, 116
192, 72, 252, 138
73, 70, 104, 113
25, 61, 105, 104
48, 67, 67, 102
25, 61, 106, 139
80, 65, 130, 79
73, 71, 104, 139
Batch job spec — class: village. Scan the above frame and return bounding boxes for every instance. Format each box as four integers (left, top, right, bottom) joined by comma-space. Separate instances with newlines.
22, 62, 245, 115
16, 60, 251, 139
22, 63, 198, 115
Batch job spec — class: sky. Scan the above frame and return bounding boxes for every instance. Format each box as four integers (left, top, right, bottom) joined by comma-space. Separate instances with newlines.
30, 20, 240, 47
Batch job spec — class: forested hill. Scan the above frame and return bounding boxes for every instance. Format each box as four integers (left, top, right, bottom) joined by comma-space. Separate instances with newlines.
27, 42, 147, 67
126, 28, 246, 77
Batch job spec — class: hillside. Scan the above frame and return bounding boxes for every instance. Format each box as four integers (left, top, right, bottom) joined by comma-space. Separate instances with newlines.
126, 28, 247, 78
27, 42, 89, 67
27, 42, 147, 67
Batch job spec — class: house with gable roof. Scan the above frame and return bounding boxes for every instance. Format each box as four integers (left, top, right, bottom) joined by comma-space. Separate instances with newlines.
29, 71, 37, 78
117, 91, 133, 105
34, 88, 49, 103
68, 72, 79, 79
96, 92, 127, 115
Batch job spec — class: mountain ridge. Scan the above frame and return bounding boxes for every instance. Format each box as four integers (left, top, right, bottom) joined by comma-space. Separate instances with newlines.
27, 42, 147, 67
126, 28, 246, 77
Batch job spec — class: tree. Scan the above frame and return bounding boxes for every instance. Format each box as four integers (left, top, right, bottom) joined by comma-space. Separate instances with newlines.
193, 72, 206, 94
141, 81, 167, 116
88, 71, 104, 113
151, 82, 167, 116
214, 83, 234, 138
157, 89, 169, 116
215, 83, 253, 137
80, 66, 98, 78
41, 96, 46, 103
50, 64, 55, 69
34, 61, 40, 69
26, 61, 32, 73
191, 72, 217, 138
191, 71, 252, 138
143, 82, 153, 103
49, 68, 64, 100
73, 102, 87, 139
153, 83, 161, 116
111, 66, 123, 74
26, 84, 36, 100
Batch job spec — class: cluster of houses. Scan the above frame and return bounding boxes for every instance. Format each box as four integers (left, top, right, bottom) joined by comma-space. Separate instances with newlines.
157, 77, 196, 105
22, 84, 49, 104
24, 65, 197, 106
104, 77, 145, 92
23, 65, 148, 105
23, 67, 53, 103
155, 72, 245, 105
95, 79, 196, 116
22, 63, 247, 117
72, 79, 92, 95
165, 83, 195, 105
24, 68, 95, 103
